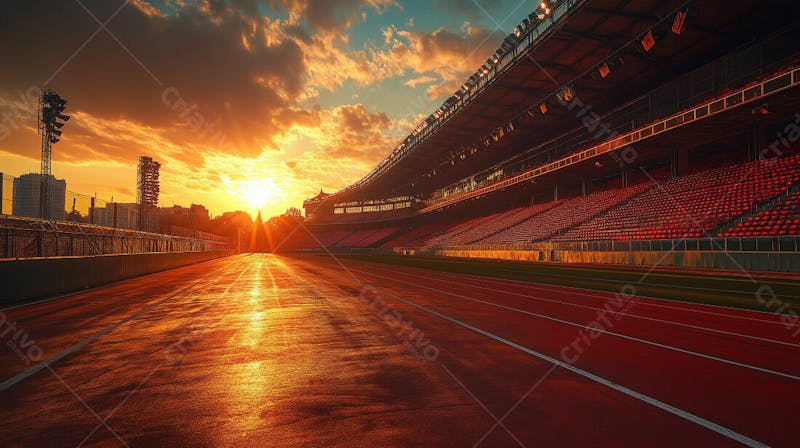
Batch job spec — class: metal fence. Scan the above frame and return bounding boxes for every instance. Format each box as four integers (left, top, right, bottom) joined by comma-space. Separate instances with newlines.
0, 215, 231, 259
428, 236, 800, 253
338, 0, 583, 195
0, 172, 160, 232
431, 25, 800, 203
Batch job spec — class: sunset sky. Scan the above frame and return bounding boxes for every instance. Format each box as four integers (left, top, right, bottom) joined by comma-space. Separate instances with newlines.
0, 0, 530, 218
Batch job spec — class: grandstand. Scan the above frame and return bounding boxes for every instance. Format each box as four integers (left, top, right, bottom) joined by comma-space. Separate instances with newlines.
286, 0, 800, 272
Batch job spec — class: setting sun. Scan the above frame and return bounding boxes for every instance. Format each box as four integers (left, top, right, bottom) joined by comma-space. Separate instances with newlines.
235, 177, 284, 214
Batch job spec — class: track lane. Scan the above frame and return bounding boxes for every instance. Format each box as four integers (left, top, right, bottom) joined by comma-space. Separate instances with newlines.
291, 255, 800, 447
332, 257, 800, 339
2, 254, 796, 447
0, 256, 242, 381
360, 260, 800, 349
0, 255, 500, 447
289, 257, 750, 447
303, 257, 800, 376
341, 256, 799, 325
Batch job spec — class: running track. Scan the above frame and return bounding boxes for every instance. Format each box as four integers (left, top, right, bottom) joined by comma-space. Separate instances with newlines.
0, 254, 797, 447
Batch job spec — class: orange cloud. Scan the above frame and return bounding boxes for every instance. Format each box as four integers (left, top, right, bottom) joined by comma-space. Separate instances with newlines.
0, 0, 502, 218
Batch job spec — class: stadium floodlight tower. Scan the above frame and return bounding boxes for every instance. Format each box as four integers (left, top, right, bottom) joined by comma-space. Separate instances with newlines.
38, 89, 70, 220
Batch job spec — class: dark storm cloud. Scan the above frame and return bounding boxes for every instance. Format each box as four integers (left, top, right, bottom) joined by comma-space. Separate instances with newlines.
0, 0, 307, 159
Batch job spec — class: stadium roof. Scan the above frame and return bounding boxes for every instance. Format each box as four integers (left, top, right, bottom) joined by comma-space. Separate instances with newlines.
328, 0, 800, 204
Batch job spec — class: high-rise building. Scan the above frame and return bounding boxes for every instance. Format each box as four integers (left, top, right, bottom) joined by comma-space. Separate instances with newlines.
12, 173, 66, 220
137, 156, 160, 232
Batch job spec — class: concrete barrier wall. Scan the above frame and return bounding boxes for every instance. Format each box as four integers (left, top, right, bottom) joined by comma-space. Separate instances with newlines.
0, 251, 235, 305
397, 248, 799, 273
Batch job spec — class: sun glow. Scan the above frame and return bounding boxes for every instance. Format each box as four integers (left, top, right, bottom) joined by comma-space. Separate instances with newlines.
237, 177, 284, 213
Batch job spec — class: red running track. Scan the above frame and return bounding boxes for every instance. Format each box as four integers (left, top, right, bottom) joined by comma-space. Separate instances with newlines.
289, 254, 800, 447
0, 254, 797, 447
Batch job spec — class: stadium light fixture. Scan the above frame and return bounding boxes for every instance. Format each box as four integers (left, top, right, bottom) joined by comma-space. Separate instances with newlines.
559, 86, 575, 102
537, 1, 552, 19
641, 30, 656, 52
598, 56, 625, 79
599, 63, 611, 79
672, 9, 688, 35
539, 102, 548, 114
41, 91, 70, 144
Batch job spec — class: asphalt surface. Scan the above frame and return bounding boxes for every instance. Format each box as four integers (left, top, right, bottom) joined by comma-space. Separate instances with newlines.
0, 253, 797, 447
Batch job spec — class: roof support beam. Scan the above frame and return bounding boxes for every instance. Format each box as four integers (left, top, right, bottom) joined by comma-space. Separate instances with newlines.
581, 6, 658, 21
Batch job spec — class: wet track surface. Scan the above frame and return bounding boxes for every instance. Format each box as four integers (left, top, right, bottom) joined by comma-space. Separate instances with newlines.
0, 254, 798, 447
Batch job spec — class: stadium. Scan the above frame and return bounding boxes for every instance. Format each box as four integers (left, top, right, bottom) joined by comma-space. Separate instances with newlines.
275, 0, 800, 275
2, 0, 800, 447
250, 5, 800, 442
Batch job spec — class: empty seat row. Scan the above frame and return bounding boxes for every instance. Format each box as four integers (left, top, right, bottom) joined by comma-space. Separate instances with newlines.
479, 182, 653, 244
556, 155, 800, 241
720, 190, 800, 237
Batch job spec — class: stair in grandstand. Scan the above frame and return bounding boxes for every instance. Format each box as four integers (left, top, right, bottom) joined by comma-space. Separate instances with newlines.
323, 229, 353, 248
553, 155, 800, 241
424, 214, 498, 246
550, 179, 661, 242
462, 202, 563, 245
478, 181, 655, 245
371, 228, 406, 248
334, 229, 374, 248
715, 179, 800, 237
380, 221, 456, 248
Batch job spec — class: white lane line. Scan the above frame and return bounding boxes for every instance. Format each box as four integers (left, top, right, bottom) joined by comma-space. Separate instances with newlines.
355, 261, 795, 325
349, 268, 800, 382
365, 281, 769, 448
356, 265, 800, 348
0, 263, 237, 392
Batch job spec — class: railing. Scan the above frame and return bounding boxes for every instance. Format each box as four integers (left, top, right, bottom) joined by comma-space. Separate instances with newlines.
414, 236, 800, 253
423, 62, 800, 212
334, 0, 584, 197
0, 215, 231, 259
1, 173, 162, 233
446, 26, 800, 198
